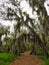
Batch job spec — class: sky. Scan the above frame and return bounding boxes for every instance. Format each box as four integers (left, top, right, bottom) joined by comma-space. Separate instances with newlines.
44, 0, 49, 15
0, 0, 49, 32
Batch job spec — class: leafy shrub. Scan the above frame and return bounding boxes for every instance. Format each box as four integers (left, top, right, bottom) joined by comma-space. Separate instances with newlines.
43, 58, 49, 65
0, 60, 9, 65
0, 53, 18, 65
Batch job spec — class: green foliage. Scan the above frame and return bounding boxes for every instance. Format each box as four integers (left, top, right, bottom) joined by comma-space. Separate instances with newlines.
0, 60, 9, 65
0, 53, 18, 65
43, 58, 49, 65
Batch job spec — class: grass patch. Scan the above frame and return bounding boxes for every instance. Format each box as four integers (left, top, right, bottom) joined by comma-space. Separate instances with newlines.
0, 60, 9, 65
0, 53, 18, 65
42, 50, 49, 65
42, 58, 49, 65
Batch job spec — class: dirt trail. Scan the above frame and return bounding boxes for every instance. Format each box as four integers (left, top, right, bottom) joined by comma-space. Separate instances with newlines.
10, 52, 43, 65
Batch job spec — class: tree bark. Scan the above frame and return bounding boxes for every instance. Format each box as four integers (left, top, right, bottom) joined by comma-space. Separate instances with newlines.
0, 35, 2, 52
24, 22, 49, 57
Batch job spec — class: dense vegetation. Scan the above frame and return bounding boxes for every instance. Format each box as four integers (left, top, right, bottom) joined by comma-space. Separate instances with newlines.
0, 0, 49, 65
0, 53, 17, 65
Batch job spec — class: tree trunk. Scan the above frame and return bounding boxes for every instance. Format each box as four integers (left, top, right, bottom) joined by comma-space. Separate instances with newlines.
0, 35, 2, 52
24, 22, 49, 57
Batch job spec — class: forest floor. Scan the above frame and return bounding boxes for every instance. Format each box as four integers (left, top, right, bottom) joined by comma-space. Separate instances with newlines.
10, 51, 43, 65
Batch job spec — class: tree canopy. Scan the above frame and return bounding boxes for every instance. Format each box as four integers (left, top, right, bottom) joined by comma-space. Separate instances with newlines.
0, 0, 49, 57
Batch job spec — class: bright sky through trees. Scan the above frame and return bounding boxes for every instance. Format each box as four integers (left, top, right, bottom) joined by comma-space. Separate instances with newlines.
0, 0, 49, 32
